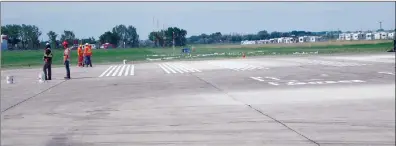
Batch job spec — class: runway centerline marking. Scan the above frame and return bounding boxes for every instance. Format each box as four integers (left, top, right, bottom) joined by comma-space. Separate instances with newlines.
378, 72, 395, 75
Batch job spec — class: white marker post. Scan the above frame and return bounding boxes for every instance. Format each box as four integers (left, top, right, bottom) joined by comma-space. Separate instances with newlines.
6, 76, 14, 84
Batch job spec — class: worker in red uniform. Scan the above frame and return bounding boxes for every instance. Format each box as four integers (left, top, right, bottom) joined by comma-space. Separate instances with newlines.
77, 45, 84, 67
62, 41, 71, 79
83, 43, 93, 67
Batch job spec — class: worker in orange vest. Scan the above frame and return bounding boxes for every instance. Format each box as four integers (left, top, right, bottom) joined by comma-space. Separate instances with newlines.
83, 43, 93, 67
77, 45, 84, 67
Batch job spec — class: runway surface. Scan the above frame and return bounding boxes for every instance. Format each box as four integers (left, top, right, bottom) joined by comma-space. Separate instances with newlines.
1, 53, 395, 146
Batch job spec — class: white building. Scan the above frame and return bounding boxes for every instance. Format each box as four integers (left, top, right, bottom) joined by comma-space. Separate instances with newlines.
365, 33, 373, 40
1, 35, 8, 50
284, 37, 294, 43
345, 33, 352, 41
277, 38, 284, 44
380, 32, 388, 39
352, 33, 365, 40
298, 36, 309, 43
388, 32, 395, 39
241, 40, 256, 45
338, 33, 346, 40
374, 33, 381, 40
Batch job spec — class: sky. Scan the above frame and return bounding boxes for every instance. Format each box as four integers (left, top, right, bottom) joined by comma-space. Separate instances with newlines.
1, 2, 395, 41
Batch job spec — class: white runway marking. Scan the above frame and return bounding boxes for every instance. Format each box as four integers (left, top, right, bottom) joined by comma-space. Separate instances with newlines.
124, 65, 130, 76
378, 72, 395, 75
99, 65, 135, 78
209, 61, 266, 71
250, 76, 366, 86
117, 65, 126, 76
282, 58, 367, 67
112, 66, 122, 76
264, 77, 280, 81
250, 77, 265, 82
130, 65, 135, 75
158, 63, 201, 74
99, 66, 114, 77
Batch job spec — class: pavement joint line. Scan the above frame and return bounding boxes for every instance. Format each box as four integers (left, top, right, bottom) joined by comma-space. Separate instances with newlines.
191, 74, 320, 146
1, 80, 68, 113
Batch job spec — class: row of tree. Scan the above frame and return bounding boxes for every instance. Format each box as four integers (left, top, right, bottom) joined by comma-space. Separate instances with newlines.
2, 23, 346, 50
1, 24, 142, 50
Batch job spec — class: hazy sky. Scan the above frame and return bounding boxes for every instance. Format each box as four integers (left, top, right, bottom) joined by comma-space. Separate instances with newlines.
1, 2, 395, 41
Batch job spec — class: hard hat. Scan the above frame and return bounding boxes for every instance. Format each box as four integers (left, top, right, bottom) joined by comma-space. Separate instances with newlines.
79, 45, 82, 47
85, 43, 89, 45
46, 42, 50, 45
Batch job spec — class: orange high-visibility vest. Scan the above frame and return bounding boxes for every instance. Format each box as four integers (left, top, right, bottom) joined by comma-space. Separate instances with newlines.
84, 45, 92, 56
77, 47, 83, 56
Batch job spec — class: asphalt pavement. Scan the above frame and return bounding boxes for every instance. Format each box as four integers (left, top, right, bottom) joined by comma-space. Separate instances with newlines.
1, 53, 395, 146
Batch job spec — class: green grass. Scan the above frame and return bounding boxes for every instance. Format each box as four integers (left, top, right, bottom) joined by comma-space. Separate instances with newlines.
1, 41, 393, 69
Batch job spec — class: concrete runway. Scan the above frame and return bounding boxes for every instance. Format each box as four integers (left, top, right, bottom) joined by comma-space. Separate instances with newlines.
1, 53, 395, 146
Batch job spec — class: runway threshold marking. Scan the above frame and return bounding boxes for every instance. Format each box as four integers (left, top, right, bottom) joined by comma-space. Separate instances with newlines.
158, 63, 201, 74
99, 64, 135, 78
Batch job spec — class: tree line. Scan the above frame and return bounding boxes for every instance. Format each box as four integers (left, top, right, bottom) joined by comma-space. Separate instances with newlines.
1, 23, 342, 50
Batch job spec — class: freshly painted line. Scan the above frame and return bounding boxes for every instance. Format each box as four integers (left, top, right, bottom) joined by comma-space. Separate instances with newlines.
124, 65, 130, 76
118, 65, 126, 76
324, 81, 337, 84
166, 63, 184, 73
350, 80, 366, 83
250, 77, 265, 82
338, 80, 353, 83
112, 65, 122, 76
378, 72, 395, 75
158, 64, 170, 74
171, 63, 189, 73
268, 82, 279, 86
179, 63, 201, 72
177, 63, 196, 72
174, 63, 192, 72
130, 65, 134, 75
162, 63, 177, 74
99, 66, 114, 77
106, 65, 117, 76
265, 77, 280, 81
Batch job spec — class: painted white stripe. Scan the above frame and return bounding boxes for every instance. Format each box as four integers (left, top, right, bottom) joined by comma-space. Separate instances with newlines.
166, 63, 184, 73
124, 65, 130, 76
158, 64, 170, 74
130, 65, 134, 75
245, 65, 258, 70
265, 77, 280, 81
99, 66, 114, 77
268, 82, 279, 86
239, 65, 252, 71
112, 65, 122, 76
106, 65, 118, 76
171, 63, 189, 73
250, 77, 265, 82
176, 63, 195, 72
117, 65, 126, 76
178, 63, 201, 72
378, 72, 395, 75
161, 63, 177, 74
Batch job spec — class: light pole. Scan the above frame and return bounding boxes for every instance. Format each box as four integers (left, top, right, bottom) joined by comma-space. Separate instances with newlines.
172, 31, 175, 56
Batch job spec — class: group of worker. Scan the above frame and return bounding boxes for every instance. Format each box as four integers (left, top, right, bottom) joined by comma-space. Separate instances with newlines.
42, 40, 93, 81
77, 43, 93, 67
